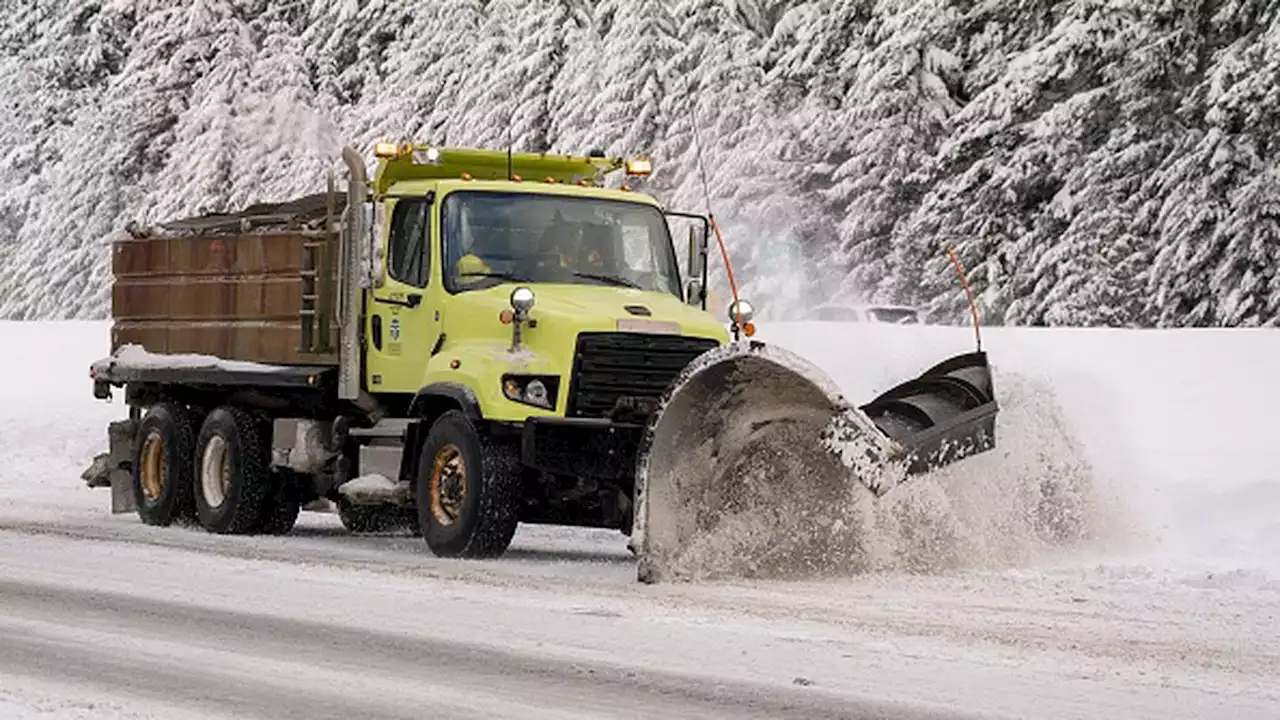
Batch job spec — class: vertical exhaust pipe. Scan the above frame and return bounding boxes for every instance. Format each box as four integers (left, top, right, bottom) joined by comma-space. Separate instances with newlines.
337, 147, 367, 401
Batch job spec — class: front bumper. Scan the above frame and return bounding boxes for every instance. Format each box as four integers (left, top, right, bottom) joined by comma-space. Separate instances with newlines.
520, 417, 643, 480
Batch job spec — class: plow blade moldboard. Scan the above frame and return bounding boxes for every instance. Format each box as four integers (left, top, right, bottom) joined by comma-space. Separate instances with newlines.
857, 350, 999, 479
631, 340, 999, 583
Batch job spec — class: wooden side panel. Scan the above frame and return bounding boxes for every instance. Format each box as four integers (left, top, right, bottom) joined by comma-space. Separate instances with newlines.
110, 231, 340, 366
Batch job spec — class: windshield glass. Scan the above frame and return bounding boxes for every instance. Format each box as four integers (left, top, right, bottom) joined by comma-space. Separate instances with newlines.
441, 191, 682, 297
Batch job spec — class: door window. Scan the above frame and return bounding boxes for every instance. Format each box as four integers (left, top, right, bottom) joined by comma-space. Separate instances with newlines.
387, 198, 430, 288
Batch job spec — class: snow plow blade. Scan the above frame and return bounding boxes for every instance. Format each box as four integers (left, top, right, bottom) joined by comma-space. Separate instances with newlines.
857, 349, 998, 477
631, 340, 998, 583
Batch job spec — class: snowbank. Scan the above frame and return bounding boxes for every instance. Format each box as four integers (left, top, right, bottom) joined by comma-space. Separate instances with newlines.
758, 321, 1280, 576
5, 318, 1276, 579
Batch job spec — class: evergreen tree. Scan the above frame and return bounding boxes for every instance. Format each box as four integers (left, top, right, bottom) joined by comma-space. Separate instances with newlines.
593, 0, 680, 156
0, 0, 1277, 326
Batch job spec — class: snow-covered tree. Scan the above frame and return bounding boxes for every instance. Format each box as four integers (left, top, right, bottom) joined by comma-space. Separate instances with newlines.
592, 0, 680, 156
0, 0, 1277, 327
1146, 2, 1280, 327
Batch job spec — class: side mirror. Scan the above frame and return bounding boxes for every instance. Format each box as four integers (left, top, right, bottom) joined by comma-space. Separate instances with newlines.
663, 210, 710, 308
686, 225, 707, 307
685, 279, 704, 305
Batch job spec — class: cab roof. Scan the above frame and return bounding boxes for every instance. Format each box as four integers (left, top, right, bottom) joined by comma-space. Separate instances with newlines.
385, 178, 665, 208
371, 144, 653, 197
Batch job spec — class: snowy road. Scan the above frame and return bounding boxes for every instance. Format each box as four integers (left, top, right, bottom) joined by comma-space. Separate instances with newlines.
2, 321, 1279, 719
1, 541, 925, 720
1, 514, 1276, 720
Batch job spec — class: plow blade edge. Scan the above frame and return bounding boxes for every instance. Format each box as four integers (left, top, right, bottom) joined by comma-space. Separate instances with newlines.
631, 341, 999, 583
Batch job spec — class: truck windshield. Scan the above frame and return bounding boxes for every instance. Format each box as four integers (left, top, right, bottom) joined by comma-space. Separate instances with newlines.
441, 191, 682, 297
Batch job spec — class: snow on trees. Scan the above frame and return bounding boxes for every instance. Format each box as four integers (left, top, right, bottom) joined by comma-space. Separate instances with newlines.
0, 0, 1276, 327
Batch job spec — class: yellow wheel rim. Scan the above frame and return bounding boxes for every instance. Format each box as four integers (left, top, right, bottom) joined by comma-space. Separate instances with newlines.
429, 444, 466, 526
139, 431, 165, 502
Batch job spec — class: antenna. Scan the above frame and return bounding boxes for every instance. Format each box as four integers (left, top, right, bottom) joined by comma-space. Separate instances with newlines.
688, 93, 743, 334
689, 99, 715, 217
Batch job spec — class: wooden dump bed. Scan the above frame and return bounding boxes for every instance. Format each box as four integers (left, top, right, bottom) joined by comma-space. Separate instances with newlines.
110, 193, 344, 367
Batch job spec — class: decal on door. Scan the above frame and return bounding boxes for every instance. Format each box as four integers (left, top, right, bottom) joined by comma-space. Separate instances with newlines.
388, 316, 402, 356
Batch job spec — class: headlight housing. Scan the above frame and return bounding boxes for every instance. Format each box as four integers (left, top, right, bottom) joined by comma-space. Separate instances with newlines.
501, 374, 558, 410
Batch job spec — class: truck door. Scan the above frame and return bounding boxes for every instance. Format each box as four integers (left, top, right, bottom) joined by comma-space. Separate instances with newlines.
365, 196, 443, 394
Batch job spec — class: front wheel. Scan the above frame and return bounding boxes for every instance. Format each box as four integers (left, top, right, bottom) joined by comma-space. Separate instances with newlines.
415, 411, 522, 558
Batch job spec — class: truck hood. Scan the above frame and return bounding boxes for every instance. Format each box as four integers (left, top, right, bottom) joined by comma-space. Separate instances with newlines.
453, 283, 730, 343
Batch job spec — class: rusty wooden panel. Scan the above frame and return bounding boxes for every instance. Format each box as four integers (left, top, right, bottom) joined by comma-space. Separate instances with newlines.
110, 230, 339, 366
113, 321, 329, 366
112, 276, 308, 320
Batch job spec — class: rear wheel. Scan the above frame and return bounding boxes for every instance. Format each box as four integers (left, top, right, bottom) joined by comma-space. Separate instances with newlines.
415, 411, 521, 558
193, 406, 273, 534
131, 403, 200, 526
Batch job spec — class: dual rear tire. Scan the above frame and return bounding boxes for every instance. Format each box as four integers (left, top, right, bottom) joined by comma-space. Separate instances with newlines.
131, 403, 298, 535
129, 403, 523, 556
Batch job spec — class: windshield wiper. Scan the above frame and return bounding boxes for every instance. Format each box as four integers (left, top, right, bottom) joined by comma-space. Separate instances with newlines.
573, 272, 641, 289
459, 271, 532, 283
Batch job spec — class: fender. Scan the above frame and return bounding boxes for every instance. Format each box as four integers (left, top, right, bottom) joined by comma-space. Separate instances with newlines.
408, 382, 483, 422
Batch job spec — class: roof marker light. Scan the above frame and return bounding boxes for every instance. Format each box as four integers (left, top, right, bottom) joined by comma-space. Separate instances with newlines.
625, 158, 652, 176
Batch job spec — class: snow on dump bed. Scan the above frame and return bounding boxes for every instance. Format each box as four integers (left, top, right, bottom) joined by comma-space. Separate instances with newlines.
91, 343, 291, 375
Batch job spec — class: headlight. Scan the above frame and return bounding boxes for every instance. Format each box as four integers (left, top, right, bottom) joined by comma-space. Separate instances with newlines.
728, 298, 755, 323
523, 379, 550, 407
510, 286, 536, 314
501, 374, 558, 410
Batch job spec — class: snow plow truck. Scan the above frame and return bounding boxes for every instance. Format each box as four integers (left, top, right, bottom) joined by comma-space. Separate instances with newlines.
82, 144, 1000, 582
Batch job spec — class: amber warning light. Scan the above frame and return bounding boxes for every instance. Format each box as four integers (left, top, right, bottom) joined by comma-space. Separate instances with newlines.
625, 158, 652, 176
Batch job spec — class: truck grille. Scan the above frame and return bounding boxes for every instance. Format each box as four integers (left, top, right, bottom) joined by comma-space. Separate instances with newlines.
567, 333, 719, 419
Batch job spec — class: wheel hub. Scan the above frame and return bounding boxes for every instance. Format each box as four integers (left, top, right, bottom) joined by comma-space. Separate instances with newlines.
429, 444, 466, 526
139, 431, 165, 502
200, 435, 231, 509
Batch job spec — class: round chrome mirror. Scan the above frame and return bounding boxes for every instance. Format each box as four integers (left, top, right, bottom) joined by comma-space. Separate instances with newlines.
727, 298, 755, 324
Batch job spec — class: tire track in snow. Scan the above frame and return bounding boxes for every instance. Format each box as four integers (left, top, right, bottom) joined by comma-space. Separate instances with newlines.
0, 579, 971, 720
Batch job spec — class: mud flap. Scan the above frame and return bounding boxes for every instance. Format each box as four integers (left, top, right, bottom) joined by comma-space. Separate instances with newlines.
81, 419, 140, 514
631, 341, 998, 583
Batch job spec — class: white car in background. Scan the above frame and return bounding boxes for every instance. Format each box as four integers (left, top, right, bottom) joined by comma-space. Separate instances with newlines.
807, 302, 922, 324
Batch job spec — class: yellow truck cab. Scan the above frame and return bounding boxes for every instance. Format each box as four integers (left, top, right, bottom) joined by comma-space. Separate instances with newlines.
85, 144, 755, 560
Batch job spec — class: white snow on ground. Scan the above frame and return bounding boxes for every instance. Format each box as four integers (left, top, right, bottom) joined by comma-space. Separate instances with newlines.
1, 320, 1278, 719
